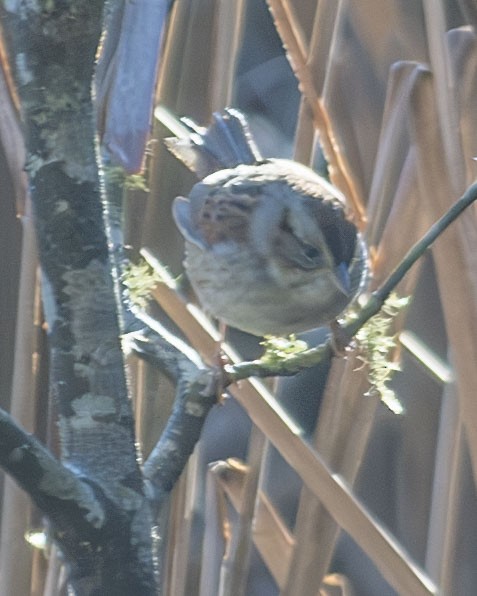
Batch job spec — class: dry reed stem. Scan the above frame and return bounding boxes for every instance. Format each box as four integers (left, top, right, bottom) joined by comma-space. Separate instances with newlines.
449, 28, 477, 183
282, 353, 377, 595
409, 69, 477, 489
0, 201, 38, 596
217, 429, 266, 596
251, 492, 294, 587
422, 28, 477, 591
306, 1, 340, 92
209, 0, 246, 113
365, 63, 424, 248
228, 378, 436, 596
266, 0, 366, 224
42, 545, 67, 596
424, 384, 463, 593
167, 451, 202, 596
214, 460, 294, 587
0, 36, 27, 214
145, 5, 477, 595
292, 98, 315, 163
422, 1, 466, 193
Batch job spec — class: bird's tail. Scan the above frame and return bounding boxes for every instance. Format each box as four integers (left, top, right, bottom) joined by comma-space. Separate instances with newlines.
164, 108, 263, 178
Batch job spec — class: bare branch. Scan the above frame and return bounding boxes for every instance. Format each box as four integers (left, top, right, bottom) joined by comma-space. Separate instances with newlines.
0, 407, 104, 529
142, 369, 218, 503
127, 311, 218, 503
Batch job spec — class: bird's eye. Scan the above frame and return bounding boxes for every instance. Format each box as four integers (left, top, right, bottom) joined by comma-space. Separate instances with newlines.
302, 244, 321, 260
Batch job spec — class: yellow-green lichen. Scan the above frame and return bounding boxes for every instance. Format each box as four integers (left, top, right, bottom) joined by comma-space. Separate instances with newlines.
122, 259, 165, 309
353, 293, 410, 414
260, 334, 309, 364
103, 166, 149, 192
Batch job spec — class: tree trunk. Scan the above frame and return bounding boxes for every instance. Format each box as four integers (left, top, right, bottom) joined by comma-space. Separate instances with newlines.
0, 2, 156, 593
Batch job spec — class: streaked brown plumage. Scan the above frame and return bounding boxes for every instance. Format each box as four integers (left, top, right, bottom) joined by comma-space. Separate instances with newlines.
173, 156, 368, 336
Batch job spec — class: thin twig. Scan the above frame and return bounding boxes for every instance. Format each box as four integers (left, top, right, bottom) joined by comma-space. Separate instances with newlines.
347, 179, 477, 336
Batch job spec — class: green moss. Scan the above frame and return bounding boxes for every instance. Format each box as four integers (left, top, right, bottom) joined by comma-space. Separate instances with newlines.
122, 259, 164, 309
260, 335, 309, 364
103, 166, 149, 192
353, 293, 410, 414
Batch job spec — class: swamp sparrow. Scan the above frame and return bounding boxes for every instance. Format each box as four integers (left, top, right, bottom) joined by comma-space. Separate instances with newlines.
170, 109, 368, 336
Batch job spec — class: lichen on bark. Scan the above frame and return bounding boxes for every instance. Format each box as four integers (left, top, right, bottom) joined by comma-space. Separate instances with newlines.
0, 1, 157, 592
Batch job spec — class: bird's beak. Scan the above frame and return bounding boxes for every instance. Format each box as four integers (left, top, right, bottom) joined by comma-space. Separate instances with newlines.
334, 262, 351, 296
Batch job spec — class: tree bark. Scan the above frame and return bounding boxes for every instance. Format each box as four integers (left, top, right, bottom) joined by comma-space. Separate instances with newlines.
0, 2, 156, 593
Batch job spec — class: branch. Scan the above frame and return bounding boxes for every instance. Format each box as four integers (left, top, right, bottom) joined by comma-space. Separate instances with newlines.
0, 407, 104, 528
0, 404, 161, 594
142, 370, 218, 503
127, 313, 218, 503
345, 179, 477, 335
125, 309, 204, 381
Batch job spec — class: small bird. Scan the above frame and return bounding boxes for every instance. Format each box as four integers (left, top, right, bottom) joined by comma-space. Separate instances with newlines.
170, 109, 368, 337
